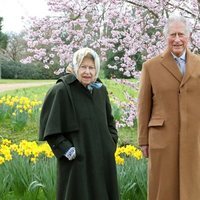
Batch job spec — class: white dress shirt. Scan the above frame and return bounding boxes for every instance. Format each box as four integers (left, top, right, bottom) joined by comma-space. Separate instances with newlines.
171, 51, 186, 75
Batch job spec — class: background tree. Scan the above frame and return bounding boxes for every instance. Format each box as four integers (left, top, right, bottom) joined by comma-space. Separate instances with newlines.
5, 32, 28, 62
0, 17, 8, 79
0, 29, 60, 80
22, 0, 200, 77
0, 17, 8, 50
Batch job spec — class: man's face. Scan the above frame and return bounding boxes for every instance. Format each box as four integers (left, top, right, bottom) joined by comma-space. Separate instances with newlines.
167, 22, 190, 57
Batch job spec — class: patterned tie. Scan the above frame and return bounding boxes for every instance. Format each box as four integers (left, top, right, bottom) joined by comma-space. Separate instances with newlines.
175, 57, 185, 75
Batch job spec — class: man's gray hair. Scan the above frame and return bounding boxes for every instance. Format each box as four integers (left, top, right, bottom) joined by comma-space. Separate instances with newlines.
163, 15, 191, 37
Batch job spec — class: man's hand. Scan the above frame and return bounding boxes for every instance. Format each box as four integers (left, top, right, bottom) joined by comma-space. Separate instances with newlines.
140, 145, 149, 158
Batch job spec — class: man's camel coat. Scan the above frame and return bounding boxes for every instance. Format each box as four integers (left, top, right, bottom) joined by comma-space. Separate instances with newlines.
138, 49, 200, 200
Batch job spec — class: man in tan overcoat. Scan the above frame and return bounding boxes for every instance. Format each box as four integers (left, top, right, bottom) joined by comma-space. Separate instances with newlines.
137, 15, 200, 200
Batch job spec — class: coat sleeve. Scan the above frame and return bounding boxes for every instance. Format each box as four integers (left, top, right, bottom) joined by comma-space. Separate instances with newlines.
105, 89, 118, 145
137, 62, 153, 146
46, 134, 73, 159
39, 82, 78, 158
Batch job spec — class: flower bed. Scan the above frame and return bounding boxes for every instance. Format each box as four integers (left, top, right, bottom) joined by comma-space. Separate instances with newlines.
0, 139, 147, 199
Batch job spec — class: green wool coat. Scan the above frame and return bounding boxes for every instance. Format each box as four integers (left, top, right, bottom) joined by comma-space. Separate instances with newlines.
39, 74, 119, 200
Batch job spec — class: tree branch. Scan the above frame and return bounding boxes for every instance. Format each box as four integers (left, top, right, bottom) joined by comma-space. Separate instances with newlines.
70, 6, 87, 20
126, 0, 200, 20
125, 0, 159, 18
167, 2, 200, 19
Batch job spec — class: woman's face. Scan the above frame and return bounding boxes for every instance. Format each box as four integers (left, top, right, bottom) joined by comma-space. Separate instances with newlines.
77, 57, 96, 87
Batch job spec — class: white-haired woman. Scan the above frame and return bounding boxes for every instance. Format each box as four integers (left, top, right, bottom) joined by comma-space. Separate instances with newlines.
39, 47, 119, 200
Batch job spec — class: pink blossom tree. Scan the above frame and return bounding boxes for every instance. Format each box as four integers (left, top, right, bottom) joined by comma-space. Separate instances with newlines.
21, 0, 200, 129
22, 0, 200, 76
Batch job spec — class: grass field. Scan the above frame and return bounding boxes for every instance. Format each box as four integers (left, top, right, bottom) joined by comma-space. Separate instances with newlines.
0, 79, 138, 146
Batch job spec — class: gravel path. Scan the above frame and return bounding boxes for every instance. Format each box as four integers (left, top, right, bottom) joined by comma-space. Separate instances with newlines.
0, 82, 53, 93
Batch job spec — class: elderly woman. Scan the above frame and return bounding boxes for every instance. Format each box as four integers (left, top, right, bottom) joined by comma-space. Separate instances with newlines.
39, 47, 119, 200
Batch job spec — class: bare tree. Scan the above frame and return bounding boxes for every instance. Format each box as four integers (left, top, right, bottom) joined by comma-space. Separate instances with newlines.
4, 32, 28, 62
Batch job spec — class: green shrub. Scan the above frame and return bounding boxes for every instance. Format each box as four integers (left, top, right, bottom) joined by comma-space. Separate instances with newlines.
1, 60, 65, 79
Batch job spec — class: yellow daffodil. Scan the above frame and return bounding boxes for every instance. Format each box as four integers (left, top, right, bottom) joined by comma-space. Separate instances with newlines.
0, 138, 142, 166
0, 156, 5, 164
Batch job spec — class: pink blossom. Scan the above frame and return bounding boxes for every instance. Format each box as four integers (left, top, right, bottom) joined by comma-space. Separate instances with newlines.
22, 0, 200, 75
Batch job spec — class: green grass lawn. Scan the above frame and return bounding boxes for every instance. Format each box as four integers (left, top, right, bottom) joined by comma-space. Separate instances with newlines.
0, 79, 138, 146
103, 79, 138, 100
0, 85, 54, 100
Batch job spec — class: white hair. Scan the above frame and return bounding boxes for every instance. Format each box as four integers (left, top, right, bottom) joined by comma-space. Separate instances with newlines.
163, 15, 191, 37
72, 47, 100, 80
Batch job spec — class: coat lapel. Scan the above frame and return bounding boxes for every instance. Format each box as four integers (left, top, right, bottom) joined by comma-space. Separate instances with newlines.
161, 50, 182, 83
180, 49, 198, 87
